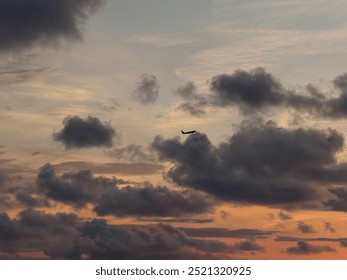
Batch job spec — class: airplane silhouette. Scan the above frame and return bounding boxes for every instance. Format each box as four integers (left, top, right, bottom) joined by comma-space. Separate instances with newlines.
181, 130, 196, 134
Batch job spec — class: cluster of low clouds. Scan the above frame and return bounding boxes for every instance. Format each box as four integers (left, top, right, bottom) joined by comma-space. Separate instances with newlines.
0, 209, 269, 259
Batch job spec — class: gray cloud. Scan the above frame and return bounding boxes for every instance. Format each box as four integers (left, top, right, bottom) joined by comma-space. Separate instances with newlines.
285, 241, 335, 255
278, 212, 292, 220
324, 188, 347, 212
177, 68, 347, 119
180, 227, 276, 239
15, 191, 49, 208
232, 240, 265, 252
80, 220, 235, 259
0, 170, 49, 210
137, 217, 214, 224
134, 73, 159, 105
275, 236, 347, 243
211, 68, 285, 112
297, 221, 316, 233
37, 163, 216, 217
0, 209, 83, 257
324, 221, 336, 233
0, 0, 105, 52
53, 116, 117, 149
1, 209, 239, 259
109, 144, 155, 162
37, 163, 102, 208
93, 184, 216, 217
175, 82, 208, 116
152, 119, 347, 208
53, 161, 163, 176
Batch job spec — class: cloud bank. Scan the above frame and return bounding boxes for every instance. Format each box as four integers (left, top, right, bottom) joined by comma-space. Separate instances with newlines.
37, 163, 216, 217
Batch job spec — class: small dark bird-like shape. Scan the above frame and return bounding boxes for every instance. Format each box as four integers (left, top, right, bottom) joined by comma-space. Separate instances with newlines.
181, 130, 196, 134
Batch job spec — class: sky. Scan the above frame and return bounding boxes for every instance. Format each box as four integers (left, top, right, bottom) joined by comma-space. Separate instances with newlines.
1, 0, 347, 259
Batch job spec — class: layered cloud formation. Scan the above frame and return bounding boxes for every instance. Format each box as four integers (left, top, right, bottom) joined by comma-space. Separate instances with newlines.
37, 163, 215, 217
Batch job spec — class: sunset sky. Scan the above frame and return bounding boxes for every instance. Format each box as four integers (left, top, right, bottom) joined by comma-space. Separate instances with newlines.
1, 0, 347, 260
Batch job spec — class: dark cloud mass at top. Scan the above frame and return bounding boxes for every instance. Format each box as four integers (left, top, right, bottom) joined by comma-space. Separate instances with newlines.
53, 116, 117, 149
0, 0, 105, 52
134, 73, 159, 105
152, 119, 347, 208
177, 68, 347, 118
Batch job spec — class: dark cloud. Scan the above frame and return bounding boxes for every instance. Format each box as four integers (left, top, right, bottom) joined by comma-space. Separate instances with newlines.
37, 163, 97, 208
53, 161, 163, 176
278, 212, 292, 220
285, 241, 335, 255
79, 220, 234, 259
0, 209, 91, 258
180, 228, 276, 239
210, 68, 285, 112
59, 219, 233, 259
152, 120, 347, 208
232, 240, 264, 252
93, 184, 216, 217
53, 116, 117, 149
0, 212, 17, 241
297, 221, 316, 233
324, 222, 336, 233
134, 74, 159, 105
0, 0, 105, 52
15, 191, 49, 208
37, 163, 216, 216
137, 217, 214, 224
175, 82, 208, 116
176, 68, 347, 119
109, 144, 155, 162
324, 188, 347, 212
0, 170, 48, 210
0, 210, 277, 259
275, 236, 347, 243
